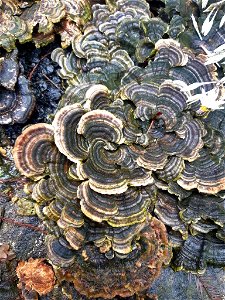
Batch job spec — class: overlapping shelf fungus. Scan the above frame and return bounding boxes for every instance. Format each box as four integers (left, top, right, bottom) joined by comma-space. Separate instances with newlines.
0, 49, 35, 124
13, 0, 225, 297
0, 0, 91, 50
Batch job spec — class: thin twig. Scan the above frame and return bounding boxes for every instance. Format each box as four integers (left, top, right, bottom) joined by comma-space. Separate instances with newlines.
28, 52, 51, 81
0, 217, 48, 234
42, 72, 64, 92
196, 273, 224, 300
147, 112, 162, 134
0, 177, 24, 183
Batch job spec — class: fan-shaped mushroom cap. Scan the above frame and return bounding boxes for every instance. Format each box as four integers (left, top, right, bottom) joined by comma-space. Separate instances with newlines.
156, 156, 184, 181
57, 201, 84, 229
155, 191, 187, 237
77, 109, 124, 143
52, 104, 88, 163
46, 236, 76, 267
155, 39, 189, 67
177, 149, 225, 194
123, 82, 158, 121
78, 181, 155, 226
13, 123, 56, 178
48, 216, 149, 259
180, 194, 225, 226
190, 220, 219, 235
173, 234, 225, 273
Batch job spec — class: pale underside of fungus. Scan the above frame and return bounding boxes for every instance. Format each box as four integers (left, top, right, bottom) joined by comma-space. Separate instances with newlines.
12, 0, 225, 297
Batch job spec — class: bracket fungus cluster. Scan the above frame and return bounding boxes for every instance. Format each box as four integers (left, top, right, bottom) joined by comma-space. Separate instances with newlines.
11, 0, 225, 297
0, 0, 91, 51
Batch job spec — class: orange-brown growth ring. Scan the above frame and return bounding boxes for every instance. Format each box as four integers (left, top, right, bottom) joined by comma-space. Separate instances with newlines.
55, 217, 171, 299
16, 258, 55, 295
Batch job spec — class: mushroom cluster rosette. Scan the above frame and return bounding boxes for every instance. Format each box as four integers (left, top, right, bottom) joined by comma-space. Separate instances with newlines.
13, 0, 225, 296
13, 106, 171, 297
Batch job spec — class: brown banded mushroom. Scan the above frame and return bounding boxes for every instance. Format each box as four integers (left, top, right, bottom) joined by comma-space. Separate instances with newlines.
46, 236, 76, 267
78, 181, 155, 226
177, 149, 225, 194
190, 220, 219, 235
13, 123, 56, 179
154, 191, 188, 238
180, 194, 225, 227
12, 0, 225, 295
173, 234, 225, 273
